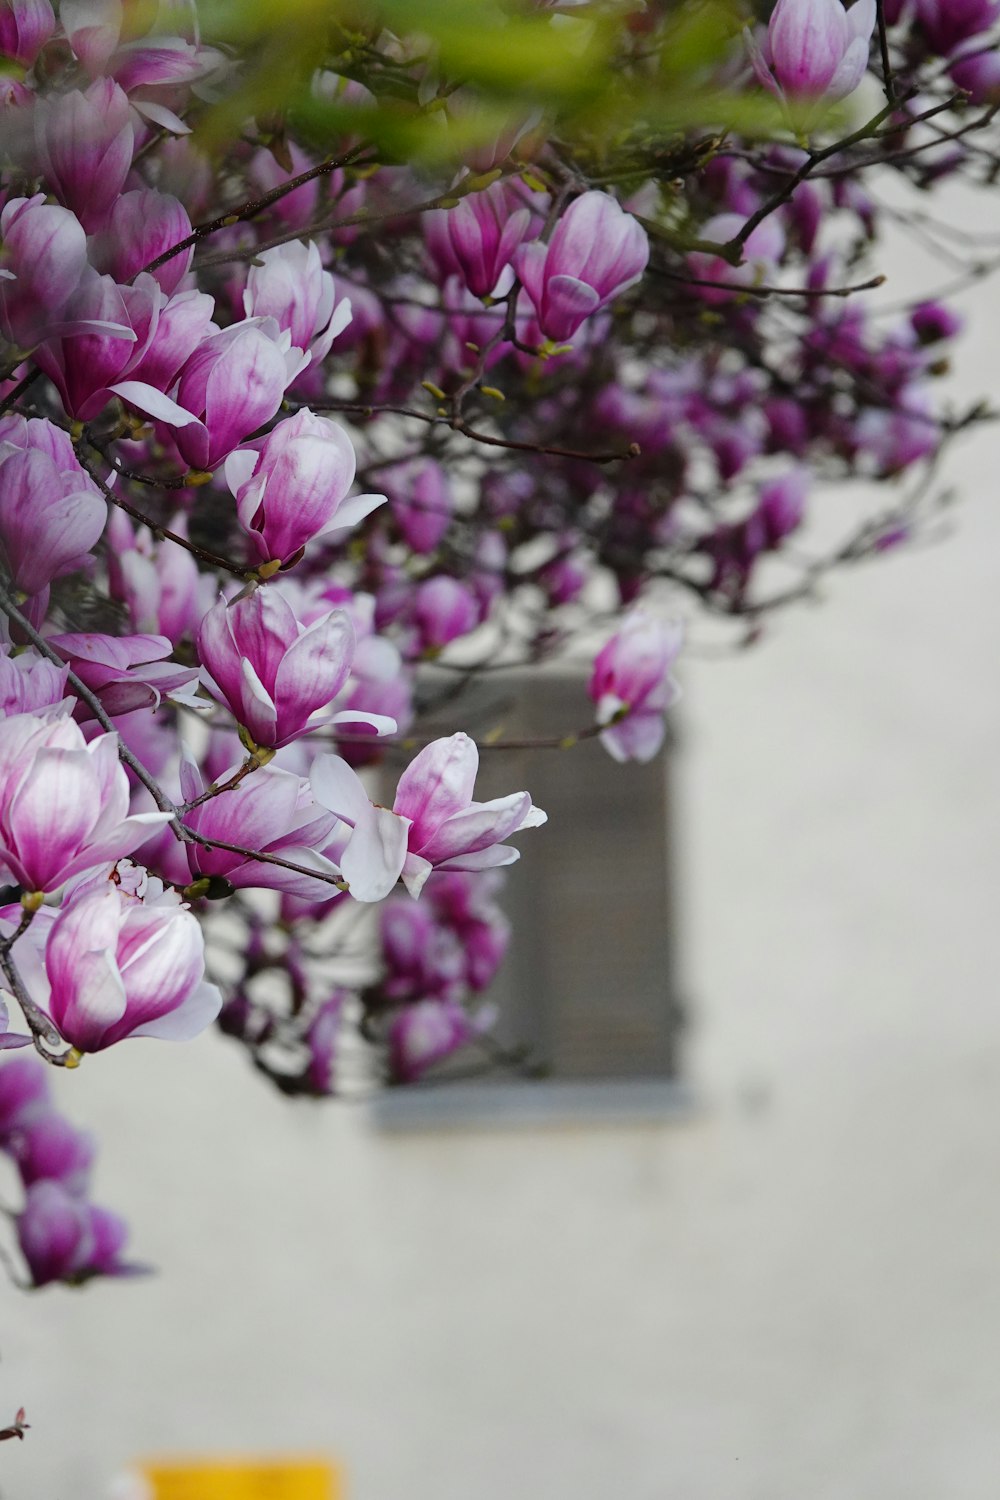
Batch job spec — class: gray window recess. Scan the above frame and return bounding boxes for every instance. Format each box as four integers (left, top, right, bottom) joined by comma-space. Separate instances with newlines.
372, 670, 693, 1128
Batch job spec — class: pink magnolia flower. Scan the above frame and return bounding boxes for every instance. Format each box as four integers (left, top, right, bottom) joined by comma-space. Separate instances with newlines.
747, 0, 876, 105
0, 644, 68, 717
198, 588, 394, 750
123, 286, 215, 395
0, 418, 107, 597
243, 241, 352, 369
382, 457, 453, 554
181, 755, 401, 903
9, 1112, 95, 1192
437, 180, 535, 299
0, 196, 89, 352
514, 191, 649, 342
0, 0, 55, 65
368, 731, 546, 898
34, 78, 134, 231
0, 712, 171, 895
224, 409, 386, 569
17, 1180, 94, 1285
60, 0, 122, 74
39, 881, 221, 1052
88, 188, 194, 296
34, 270, 160, 422
105, 508, 213, 644
387, 997, 495, 1084
118, 318, 300, 472
589, 610, 683, 763
45, 632, 199, 718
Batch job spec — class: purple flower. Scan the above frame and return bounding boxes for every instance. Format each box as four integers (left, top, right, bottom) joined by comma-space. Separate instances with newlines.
914, 0, 1000, 55
589, 611, 683, 763
687, 213, 786, 302
198, 588, 379, 750
0, 0, 55, 65
0, 419, 106, 597
391, 732, 546, 898
60, 0, 122, 74
412, 576, 481, 653
0, 644, 68, 717
225, 410, 385, 570
0, 1056, 51, 1140
34, 270, 161, 422
45, 632, 199, 718
34, 78, 134, 231
0, 712, 170, 895
950, 46, 1000, 101
305, 995, 346, 1096
748, 0, 876, 104
0, 195, 89, 352
387, 997, 494, 1084
17, 1180, 93, 1286
9, 1112, 95, 1193
382, 457, 453, 555
243, 241, 352, 370
123, 319, 299, 472
438, 180, 535, 299
514, 191, 648, 342
89, 188, 194, 296
40, 882, 222, 1052
379, 898, 467, 1004
181, 758, 346, 900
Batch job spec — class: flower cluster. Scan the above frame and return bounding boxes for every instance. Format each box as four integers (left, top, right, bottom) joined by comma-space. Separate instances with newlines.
0, 0, 992, 1277
0, 1055, 140, 1287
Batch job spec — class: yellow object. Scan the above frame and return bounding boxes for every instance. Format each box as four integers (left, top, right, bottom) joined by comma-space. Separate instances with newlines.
140, 1457, 340, 1500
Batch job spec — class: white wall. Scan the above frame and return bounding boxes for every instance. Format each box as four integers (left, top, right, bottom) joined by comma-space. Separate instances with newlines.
5, 190, 1000, 1500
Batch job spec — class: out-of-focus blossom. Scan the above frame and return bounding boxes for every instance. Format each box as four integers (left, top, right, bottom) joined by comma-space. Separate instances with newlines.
913, 0, 999, 55
0, 0, 55, 64
17, 1180, 93, 1285
382, 457, 453, 555
589, 611, 683, 763
0, 1056, 50, 1139
60, 0, 123, 74
9, 1112, 95, 1192
747, 0, 876, 104
687, 213, 786, 302
34, 79, 134, 231
387, 997, 494, 1083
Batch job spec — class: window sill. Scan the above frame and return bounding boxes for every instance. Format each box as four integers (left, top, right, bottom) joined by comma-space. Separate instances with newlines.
367, 1077, 699, 1134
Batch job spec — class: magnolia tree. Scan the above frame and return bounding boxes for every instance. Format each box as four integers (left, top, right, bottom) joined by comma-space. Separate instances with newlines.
0, 0, 995, 1294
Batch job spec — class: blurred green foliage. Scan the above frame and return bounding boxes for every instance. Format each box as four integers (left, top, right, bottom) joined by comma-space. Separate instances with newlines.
192, 0, 787, 172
